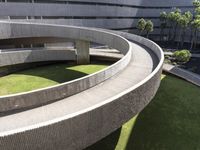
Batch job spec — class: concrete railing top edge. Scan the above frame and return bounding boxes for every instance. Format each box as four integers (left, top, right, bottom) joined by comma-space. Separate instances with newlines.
0, 20, 129, 52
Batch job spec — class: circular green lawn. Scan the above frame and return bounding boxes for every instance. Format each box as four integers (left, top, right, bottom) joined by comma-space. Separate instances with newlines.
0, 63, 109, 96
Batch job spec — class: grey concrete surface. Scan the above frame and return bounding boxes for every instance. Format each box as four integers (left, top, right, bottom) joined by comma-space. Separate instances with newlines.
76, 40, 90, 64
90, 48, 123, 59
0, 22, 164, 150
0, 50, 76, 67
163, 63, 200, 87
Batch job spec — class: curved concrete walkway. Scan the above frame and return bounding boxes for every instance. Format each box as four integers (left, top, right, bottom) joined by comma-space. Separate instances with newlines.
0, 41, 158, 131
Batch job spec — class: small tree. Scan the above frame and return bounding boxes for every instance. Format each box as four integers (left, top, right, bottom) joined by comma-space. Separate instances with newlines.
167, 11, 175, 41
145, 20, 154, 38
173, 9, 182, 42
190, 0, 200, 49
177, 11, 192, 48
190, 18, 200, 49
137, 18, 146, 35
160, 11, 167, 41
167, 8, 181, 42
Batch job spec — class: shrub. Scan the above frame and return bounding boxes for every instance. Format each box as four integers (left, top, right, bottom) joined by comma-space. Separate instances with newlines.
137, 18, 146, 35
173, 49, 191, 63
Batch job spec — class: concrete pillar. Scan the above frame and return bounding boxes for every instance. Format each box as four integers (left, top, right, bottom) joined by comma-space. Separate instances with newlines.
75, 40, 90, 64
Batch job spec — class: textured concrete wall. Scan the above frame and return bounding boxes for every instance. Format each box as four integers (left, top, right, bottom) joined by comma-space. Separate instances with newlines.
0, 22, 132, 113
75, 40, 90, 64
0, 29, 164, 150
0, 50, 76, 67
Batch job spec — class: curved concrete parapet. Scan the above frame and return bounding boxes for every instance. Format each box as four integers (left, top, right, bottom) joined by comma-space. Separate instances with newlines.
0, 50, 76, 67
0, 21, 132, 113
0, 22, 164, 150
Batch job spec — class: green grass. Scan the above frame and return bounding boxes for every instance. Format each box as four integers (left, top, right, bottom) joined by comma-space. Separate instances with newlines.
86, 74, 200, 150
0, 63, 108, 96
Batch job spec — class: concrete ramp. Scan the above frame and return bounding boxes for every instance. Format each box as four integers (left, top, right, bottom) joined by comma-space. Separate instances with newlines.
0, 22, 164, 150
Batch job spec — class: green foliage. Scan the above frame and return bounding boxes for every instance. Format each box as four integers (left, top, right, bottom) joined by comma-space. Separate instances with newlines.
160, 11, 167, 21
166, 8, 182, 41
145, 20, 154, 32
190, 0, 200, 49
178, 11, 192, 28
145, 20, 154, 38
191, 19, 200, 29
158, 1, 200, 49
184, 11, 193, 21
178, 15, 188, 28
167, 11, 175, 22
167, 8, 181, 22
173, 49, 191, 63
137, 18, 146, 34
191, 1, 200, 29
159, 11, 168, 41
193, 0, 200, 7
195, 7, 200, 15
176, 11, 193, 48
159, 2, 200, 49
137, 18, 154, 38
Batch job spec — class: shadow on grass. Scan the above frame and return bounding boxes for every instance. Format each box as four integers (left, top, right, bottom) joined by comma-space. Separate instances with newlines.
85, 128, 122, 150
86, 75, 200, 150
15, 63, 88, 83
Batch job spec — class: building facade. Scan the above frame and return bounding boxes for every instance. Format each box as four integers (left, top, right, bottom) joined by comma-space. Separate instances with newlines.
0, 0, 194, 47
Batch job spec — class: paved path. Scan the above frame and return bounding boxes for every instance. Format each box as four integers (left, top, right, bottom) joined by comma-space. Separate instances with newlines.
0, 41, 158, 132
163, 64, 200, 87
100, 50, 200, 87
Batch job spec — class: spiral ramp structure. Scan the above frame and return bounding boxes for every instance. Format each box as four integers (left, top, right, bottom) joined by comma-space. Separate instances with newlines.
0, 21, 164, 150
1, 0, 196, 149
